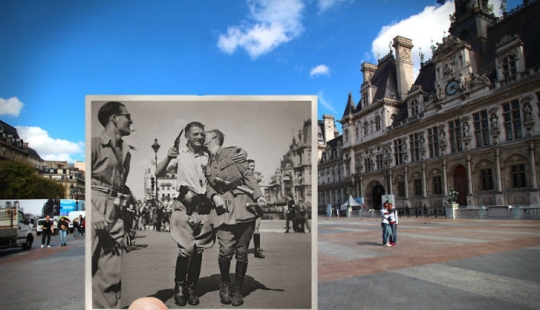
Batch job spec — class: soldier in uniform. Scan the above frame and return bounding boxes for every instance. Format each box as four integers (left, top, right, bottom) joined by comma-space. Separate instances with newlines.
247, 159, 265, 258
155, 121, 227, 306
91, 101, 134, 308
204, 129, 266, 306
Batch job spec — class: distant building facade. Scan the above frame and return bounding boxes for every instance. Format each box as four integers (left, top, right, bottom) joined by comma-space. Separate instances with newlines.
321, 0, 540, 211
41, 161, 86, 199
267, 119, 313, 208
317, 116, 344, 213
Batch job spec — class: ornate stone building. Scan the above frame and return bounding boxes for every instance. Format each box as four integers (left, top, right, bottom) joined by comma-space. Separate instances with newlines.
267, 119, 313, 208
323, 0, 540, 211
41, 161, 86, 199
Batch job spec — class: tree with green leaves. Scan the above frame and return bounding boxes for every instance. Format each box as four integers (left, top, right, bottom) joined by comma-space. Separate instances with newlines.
0, 160, 65, 199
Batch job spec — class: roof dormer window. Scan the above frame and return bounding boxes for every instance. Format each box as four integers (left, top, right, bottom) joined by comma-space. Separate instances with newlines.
501, 54, 517, 78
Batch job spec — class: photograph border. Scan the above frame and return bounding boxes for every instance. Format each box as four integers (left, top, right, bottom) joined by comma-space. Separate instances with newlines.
85, 95, 318, 310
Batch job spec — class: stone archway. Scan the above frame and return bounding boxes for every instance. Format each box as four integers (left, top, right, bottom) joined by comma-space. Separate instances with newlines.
453, 165, 468, 205
372, 184, 386, 210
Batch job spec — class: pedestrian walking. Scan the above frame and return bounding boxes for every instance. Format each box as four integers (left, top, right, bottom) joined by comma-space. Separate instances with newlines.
58, 216, 69, 246
297, 200, 311, 233
40, 215, 54, 248
381, 203, 392, 247
285, 194, 297, 233
388, 204, 398, 246
204, 129, 266, 306
73, 217, 80, 236
80, 216, 85, 236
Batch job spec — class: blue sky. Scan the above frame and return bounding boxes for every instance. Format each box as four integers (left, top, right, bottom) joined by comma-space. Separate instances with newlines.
0, 0, 519, 163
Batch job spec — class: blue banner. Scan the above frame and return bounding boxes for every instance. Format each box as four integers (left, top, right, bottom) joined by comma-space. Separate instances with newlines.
60, 199, 78, 216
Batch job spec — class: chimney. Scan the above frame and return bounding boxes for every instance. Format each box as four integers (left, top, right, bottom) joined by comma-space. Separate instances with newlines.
361, 63, 378, 86
392, 36, 414, 100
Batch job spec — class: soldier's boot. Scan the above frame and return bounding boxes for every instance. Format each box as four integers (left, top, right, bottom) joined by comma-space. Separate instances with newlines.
219, 259, 232, 305
232, 261, 248, 306
254, 234, 265, 258
186, 253, 202, 305
173, 255, 189, 306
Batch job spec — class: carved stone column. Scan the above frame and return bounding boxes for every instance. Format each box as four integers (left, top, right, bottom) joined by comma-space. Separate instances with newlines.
404, 166, 410, 199
528, 141, 538, 190
466, 153, 474, 206
528, 141, 539, 207
442, 159, 448, 197
494, 148, 505, 205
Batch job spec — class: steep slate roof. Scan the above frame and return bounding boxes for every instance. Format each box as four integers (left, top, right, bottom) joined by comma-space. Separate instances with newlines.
412, 61, 437, 94
28, 147, 42, 160
326, 135, 342, 150
479, 1, 540, 79
371, 55, 399, 102
392, 100, 409, 125
0, 120, 21, 139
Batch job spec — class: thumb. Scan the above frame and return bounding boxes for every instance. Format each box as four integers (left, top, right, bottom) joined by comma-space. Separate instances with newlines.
128, 297, 168, 310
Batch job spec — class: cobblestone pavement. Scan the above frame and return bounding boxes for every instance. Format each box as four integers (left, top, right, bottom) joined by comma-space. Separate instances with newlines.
318, 216, 540, 310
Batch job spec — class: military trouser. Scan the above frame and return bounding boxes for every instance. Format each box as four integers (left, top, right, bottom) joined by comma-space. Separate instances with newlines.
170, 200, 216, 257
216, 221, 254, 262
91, 193, 124, 309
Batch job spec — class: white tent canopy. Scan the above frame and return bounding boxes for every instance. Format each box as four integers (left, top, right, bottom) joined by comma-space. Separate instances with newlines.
340, 195, 364, 210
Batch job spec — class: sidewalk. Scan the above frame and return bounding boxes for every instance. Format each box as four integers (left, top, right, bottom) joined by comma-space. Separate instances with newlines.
318, 216, 540, 310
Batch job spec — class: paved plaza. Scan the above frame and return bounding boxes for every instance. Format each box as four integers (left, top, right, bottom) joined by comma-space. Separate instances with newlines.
318, 216, 540, 310
121, 219, 313, 309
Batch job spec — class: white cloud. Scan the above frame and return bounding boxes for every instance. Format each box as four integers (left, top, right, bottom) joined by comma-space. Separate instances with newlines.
318, 90, 337, 113
310, 64, 330, 77
0, 97, 24, 117
317, 0, 353, 13
371, 0, 506, 78
16, 126, 84, 163
217, 0, 305, 59
372, 1, 454, 77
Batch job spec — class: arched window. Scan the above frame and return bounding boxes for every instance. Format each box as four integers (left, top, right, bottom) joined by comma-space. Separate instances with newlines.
375, 116, 381, 131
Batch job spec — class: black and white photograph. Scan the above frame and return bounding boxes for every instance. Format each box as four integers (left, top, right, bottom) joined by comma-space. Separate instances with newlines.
85, 95, 317, 309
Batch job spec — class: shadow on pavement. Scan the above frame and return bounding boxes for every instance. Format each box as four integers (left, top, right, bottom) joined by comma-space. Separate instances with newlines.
198, 273, 284, 298
356, 241, 383, 246
144, 273, 285, 305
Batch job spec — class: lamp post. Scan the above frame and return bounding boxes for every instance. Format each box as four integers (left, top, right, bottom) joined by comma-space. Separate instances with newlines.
151, 138, 160, 201
150, 176, 155, 200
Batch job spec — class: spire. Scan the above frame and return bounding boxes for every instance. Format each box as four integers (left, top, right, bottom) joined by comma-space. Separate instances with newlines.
341, 92, 356, 118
